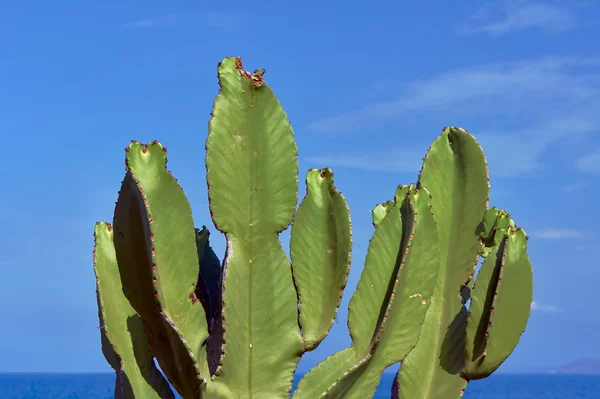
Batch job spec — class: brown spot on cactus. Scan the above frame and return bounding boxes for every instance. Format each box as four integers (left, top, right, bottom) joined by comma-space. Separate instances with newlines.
189, 292, 199, 304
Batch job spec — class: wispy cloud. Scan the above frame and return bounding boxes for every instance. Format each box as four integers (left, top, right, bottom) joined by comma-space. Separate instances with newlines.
576, 149, 600, 174
531, 300, 561, 312
564, 181, 589, 192
124, 12, 247, 31
310, 56, 600, 134
307, 56, 600, 176
125, 13, 178, 29
305, 148, 423, 174
200, 13, 248, 32
534, 228, 584, 239
457, 1, 576, 36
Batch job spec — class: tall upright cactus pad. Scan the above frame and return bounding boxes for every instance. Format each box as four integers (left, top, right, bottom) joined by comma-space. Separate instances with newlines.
291, 168, 352, 351
93, 58, 534, 399
93, 222, 174, 399
205, 57, 305, 398
112, 142, 213, 398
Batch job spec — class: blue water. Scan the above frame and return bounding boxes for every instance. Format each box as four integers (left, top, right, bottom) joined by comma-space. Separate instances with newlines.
1, 373, 599, 398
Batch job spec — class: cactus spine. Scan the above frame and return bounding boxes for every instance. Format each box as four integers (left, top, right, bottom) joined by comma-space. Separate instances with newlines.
93, 57, 533, 399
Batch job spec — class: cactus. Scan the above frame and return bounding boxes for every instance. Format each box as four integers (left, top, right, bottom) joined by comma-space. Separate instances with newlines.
92, 57, 533, 398
392, 129, 534, 398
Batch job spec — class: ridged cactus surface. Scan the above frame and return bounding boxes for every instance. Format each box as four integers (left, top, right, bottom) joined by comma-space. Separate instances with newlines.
393, 129, 533, 398
92, 57, 534, 399
93, 222, 174, 398
293, 185, 440, 398
290, 168, 352, 351
463, 208, 533, 380
205, 57, 304, 398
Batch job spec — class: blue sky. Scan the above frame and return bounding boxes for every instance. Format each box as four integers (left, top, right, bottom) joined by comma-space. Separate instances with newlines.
1, 0, 598, 374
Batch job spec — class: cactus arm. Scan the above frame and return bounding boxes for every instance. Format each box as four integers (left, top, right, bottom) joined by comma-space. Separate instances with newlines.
205, 57, 304, 398
395, 127, 490, 398
343, 186, 440, 397
291, 168, 352, 351
292, 348, 370, 399
194, 227, 223, 376
112, 142, 212, 399
463, 223, 533, 379
94, 222, 175, 399
346, 196, 405, 354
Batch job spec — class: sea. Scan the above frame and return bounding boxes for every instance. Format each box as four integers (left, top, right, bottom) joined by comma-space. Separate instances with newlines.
0, 373, 598, 398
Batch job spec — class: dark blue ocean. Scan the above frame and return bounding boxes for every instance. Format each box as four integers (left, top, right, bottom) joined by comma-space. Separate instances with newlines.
0, 373, 598, 398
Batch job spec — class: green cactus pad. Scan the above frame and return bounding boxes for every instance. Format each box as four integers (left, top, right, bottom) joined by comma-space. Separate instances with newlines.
291, 168, 352, 351
347, 196, 406, 354
395, 127, 489, 398
344, 186, 440, 397
464, 225, 533, 379
93, 222, 175, 399
206, 57, 298, 235
113, 142, 211, 398
205, 57, 304, 398
292, 348, 371, 398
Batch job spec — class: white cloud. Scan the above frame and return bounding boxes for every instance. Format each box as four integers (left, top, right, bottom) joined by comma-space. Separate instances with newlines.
576, 150, 600, 174
534, 228, 584, 239
125, 13, 178, 28
310, 56, 600, 134
474, 116, 598, 177
531, 300, 561, 312
457, 1, 576, 36
305, 148, 423, 173
307, 56, 600, 176
125, 12, 248, 32
200, 13, 248, 32
564, 181, 589, 192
